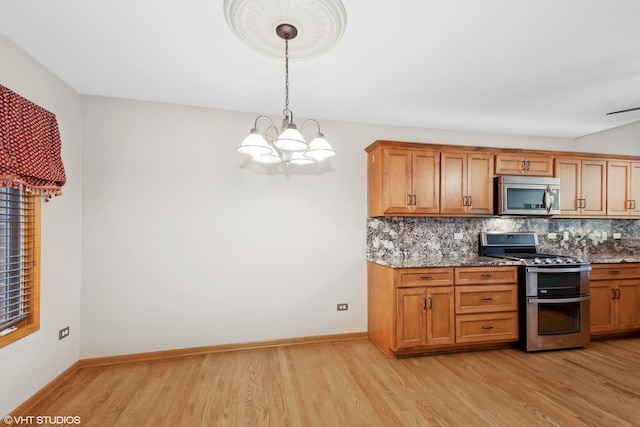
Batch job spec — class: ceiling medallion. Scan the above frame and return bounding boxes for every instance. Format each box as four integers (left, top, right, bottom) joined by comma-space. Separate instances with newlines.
224, 0, 347, 60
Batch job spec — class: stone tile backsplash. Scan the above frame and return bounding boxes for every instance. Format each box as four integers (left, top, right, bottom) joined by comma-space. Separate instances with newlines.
366, 217, 640, 260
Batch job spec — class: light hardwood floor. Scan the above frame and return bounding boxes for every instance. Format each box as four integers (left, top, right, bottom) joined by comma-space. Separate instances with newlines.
16, 338, 640, 426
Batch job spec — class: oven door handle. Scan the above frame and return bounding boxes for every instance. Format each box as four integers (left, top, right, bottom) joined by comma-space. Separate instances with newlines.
527, 295, 592, 304
526, 266, 592, 274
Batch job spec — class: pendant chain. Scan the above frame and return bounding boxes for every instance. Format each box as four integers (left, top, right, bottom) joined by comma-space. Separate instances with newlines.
284, 38, 290, 118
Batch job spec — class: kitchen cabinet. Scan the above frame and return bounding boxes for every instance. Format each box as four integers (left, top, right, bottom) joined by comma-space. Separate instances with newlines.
367, 263, 517, 357
440, 151, 494, 215
366, 144, 439, 216
397, 286, 455, 348
453, 267, 519, 343
590, 263, 640, 335
554, 157, 607, 216
495, 154, 553, 176
606, 161, 640, 216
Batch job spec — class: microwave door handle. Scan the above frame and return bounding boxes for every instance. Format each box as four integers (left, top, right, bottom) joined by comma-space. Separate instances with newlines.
544, 186, 554, 213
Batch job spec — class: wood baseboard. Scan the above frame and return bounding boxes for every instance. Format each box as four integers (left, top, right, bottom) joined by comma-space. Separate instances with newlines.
79, 332, 369, 368
9, 361, 81, 418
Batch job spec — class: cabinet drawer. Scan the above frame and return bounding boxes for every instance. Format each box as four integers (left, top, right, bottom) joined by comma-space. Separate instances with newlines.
455, 312, 518, 343
455, 285, 517, 314
398, 268, 454, 287
590, 263, 640, 281
454, 266, 517, 285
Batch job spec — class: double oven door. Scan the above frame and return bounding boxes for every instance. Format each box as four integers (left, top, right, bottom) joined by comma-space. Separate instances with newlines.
521, 265, 591, 352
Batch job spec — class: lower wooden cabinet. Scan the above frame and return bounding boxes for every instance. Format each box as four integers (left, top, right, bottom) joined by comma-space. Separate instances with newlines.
590, 263, 640, 335
368, 263, 518, 357
396, 286, 455, 348
456, 312, 518, 343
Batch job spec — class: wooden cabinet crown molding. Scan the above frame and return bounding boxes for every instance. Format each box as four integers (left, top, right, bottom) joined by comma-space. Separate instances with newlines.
366, 140, 640, 164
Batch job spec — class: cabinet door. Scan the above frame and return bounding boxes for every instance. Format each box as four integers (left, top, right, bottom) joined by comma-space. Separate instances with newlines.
525, 156, 554, 176
581, 159, 607, 215
440, 152, 468, 214
467, 153, 494, 215
396, 288, 428, 348
495, 155, 526, 175
631, 162, 640, 215
555, 158, 581, 215
382, 148, 412, 214
426, 287, 455, 346
615, 281, 640, 330
607, 161, 631, 215
412, 150, 440, 214
589, 281, 614, 333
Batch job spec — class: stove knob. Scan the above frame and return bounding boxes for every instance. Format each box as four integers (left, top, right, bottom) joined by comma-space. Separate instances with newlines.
555, 258, 563, 263
565, 258, 573, 263
534, 258, 542, 264
544, 258, 553, 264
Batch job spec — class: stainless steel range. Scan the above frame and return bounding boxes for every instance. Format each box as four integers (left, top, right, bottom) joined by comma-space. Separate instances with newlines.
479, 232, 591, 352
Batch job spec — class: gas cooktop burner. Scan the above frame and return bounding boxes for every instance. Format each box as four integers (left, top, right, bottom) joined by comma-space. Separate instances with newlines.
489, 253, 587, 266
479, 232, 589, 267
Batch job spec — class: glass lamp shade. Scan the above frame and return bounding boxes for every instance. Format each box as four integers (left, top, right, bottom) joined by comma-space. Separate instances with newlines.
253, 147, 283, 164
275, 125, 307, 152
289, 150, 315, 165
237, 132, 272, 157
305, 136, 336, 161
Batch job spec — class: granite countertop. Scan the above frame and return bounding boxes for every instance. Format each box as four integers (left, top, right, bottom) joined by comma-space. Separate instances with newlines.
367, 254, 640, 268
366, 255, 522, 269
585, 255, 640, 264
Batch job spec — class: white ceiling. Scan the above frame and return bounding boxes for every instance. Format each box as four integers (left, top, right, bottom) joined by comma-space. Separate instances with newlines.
1, 0, 639, 138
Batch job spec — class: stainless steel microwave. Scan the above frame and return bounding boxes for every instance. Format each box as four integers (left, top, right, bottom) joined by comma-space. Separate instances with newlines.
496, 175, 560, 215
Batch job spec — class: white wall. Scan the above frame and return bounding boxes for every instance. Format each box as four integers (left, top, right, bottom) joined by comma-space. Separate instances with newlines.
0, 34, 82, 416
80, 95, 585, 358
576, 120, 640, 155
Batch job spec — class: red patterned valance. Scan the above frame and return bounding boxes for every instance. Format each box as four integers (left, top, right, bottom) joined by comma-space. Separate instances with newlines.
0, 84, 66, 198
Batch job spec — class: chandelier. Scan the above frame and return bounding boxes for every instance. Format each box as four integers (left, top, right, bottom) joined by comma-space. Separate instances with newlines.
236, 24, 336, 165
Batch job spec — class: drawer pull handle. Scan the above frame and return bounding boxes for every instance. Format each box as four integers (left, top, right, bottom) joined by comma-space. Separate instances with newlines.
482, 325, 494, 330
481, 274, 493, 278
422, 297, 427, 310
609, 270, 620, 274
420, 276, 433, 280
480, 297, 494, 302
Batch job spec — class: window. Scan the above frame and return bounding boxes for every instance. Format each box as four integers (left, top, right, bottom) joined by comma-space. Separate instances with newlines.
0, 187, 40, 348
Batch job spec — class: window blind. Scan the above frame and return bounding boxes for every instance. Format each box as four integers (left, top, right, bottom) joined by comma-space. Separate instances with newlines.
0, 187, 36, 334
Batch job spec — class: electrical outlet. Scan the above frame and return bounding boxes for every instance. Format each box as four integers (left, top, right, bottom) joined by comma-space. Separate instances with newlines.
59, 326, 69, 340
613, 233, 622, 239
454, 232, 463, 240
563, 231, 569, 241
548, 233, 557, 240
602, 232, 607, 241
337, 303, 348, 311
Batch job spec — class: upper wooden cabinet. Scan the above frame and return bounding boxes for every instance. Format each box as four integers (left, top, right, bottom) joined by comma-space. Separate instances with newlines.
365, 140, 640, 219
367, 144, 439, 216
554, 157, 607, 216
607, 161, 640, 216
495, 154, 553, 176
440, 151, 494, 215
